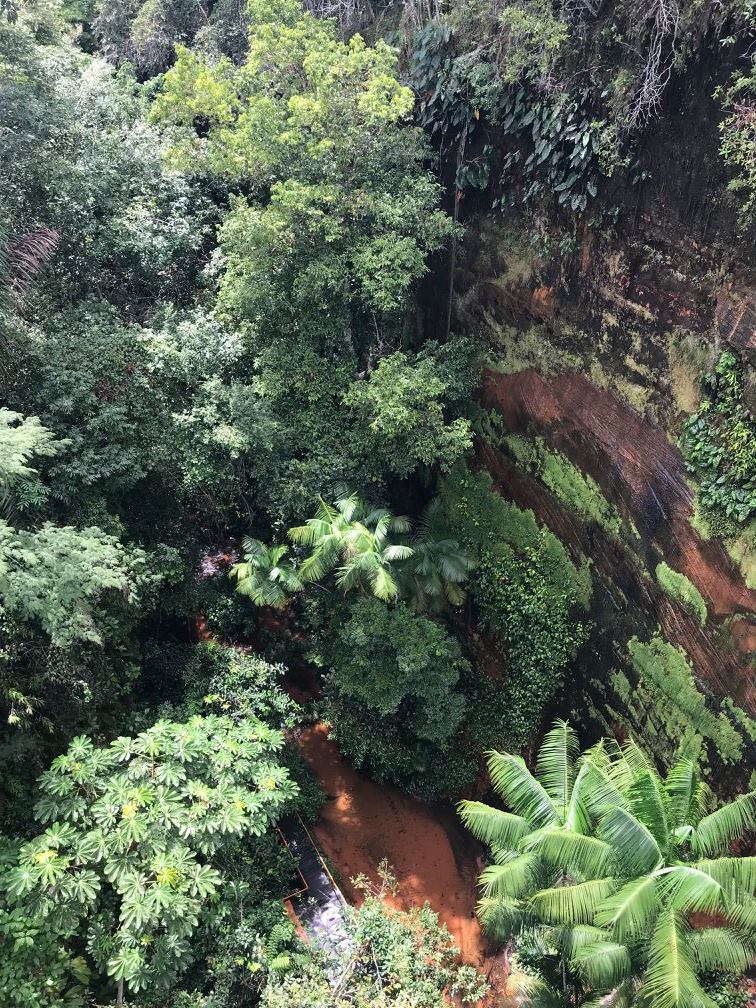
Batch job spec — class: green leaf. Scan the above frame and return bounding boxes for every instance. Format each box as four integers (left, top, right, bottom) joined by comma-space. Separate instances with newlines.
526, 829, 613, 879
643, 909, 709, 1008
694, 855, 756, 896
536, 719, 579, 823
530, 878, 617, 925
572, 940, 631, 989
458, 801, 531, 850
598, 806, 663, 876
479, 853, 539, 900
594, 873, 659, 939
689, 928, 756, 974
626, 769, 669, 853
692, 791, 756, 857
656, 865, 724, 914
486, 751, 557, 828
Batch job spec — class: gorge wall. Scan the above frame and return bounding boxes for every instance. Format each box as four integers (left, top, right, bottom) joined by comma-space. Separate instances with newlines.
455, 201, 756, 781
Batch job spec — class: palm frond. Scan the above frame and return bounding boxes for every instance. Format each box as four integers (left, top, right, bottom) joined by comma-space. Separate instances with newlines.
487, 751, 557, 828
530, 878, 617, 925
477, 894, 534, 939
383, 543, 414, 562
694, 856, 756, 897
515, 975, 565, 1008
728, 896, 756, 937
526, 829, 613, 880
572, 940, 632, 990
688, 927, 756, 975
665, 759, 704, 830
458, 801, 531, 849
559, 923, 609, 957
578, 746, 631, 819
479, 853, 539, 900
563, 760, 592, 834
594, 873, 660, 939
370, 564, 399, 601
598, 806, 663, 876
536, 719, 579, 823
627, 768, 670, 854
643, 908, 705, 1008
656, 865, 724, 914
692, 791, 756, 858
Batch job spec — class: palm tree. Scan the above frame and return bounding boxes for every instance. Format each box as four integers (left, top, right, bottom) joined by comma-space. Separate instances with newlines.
229, 538, 304, 608
460, 723, 756, 1008
399, 498, 475, 613
288, 493, 413, 601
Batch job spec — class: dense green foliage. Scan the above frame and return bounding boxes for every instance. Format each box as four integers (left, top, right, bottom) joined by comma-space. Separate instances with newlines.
315, 597, 472, 795
461, 721, 756, 1008
3, 0, 755, 1003
681, 352, 756, 527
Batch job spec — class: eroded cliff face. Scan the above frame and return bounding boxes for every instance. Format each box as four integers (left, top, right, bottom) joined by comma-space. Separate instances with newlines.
455, 209, 756, 775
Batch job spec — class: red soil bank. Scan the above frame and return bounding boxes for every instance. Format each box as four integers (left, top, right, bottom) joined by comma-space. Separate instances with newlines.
297, 723, 487, 966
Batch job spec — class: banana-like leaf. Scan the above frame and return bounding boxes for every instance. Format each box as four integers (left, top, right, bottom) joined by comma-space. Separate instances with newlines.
595, 873, 660, 939
598, 806, 663, 876
536, 720, 579, 823
692, 791, 756, 857
530, 878, 617, 925
572, 940, 632, 989
487, 751, 557, 828
458, 800, 531, 848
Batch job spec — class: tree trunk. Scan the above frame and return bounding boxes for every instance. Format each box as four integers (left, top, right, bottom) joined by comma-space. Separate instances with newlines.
116, 979, 124, 1007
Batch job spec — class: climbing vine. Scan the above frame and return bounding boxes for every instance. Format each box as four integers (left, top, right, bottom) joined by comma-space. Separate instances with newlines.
681, 351, 756, 525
